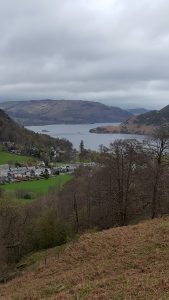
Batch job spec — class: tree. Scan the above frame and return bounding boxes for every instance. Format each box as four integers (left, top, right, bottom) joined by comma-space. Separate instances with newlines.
146, 125, 169, 218
79, 140, 84, 154
108, 139, 144, 226
43, 169, 50, 179
79, 140, 85, 161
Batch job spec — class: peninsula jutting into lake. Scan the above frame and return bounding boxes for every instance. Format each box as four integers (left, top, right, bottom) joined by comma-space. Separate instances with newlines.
89, 105, 169, 136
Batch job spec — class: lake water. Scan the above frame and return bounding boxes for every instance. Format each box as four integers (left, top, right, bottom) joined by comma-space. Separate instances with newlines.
26, 123, 146, 151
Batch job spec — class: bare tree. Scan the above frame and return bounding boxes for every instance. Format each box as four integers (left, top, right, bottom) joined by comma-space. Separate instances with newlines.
108, 139, 144, 225
145, 125, 169, 218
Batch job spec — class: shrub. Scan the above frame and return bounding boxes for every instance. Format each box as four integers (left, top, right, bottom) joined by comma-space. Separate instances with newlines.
16, 189, 33, 200
27, 209, 67, 251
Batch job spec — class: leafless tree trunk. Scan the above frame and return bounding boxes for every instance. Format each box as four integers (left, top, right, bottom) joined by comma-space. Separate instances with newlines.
73, 192, 79, 232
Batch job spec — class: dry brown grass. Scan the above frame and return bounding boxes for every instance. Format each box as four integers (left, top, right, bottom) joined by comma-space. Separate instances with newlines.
1, 218, 169, 299
96, 121, 156, 135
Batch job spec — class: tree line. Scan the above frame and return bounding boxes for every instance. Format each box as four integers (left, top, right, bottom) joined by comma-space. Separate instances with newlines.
57, 125, 169, 230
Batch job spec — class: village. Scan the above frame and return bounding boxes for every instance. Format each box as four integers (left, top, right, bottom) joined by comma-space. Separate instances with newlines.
0, 162, 96, 184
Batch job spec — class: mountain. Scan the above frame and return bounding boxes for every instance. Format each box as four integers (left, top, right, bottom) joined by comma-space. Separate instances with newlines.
0, 100, 132, 125
132, 105, 169, 126
0, 109, 72, 159
127, 108, 149, 115
0, 217, 168, 299
90, 105, 169, 135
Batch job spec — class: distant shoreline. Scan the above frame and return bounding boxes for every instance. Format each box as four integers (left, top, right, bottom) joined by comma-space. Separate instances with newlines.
89, 123, 155, 136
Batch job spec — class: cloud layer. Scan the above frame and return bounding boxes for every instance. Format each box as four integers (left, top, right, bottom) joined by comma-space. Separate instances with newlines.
0, 0, 169, 109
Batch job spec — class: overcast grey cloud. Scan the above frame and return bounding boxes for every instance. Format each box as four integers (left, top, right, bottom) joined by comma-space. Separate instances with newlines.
0, 0, 169, 109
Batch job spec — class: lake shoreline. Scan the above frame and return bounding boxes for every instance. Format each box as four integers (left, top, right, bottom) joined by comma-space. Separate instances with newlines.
89, 123, 155, 136
26, 123, 146, 151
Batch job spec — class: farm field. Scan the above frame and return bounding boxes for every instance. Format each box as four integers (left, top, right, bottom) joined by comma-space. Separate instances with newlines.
0, 151, 34, 165
2, 175, 72, 201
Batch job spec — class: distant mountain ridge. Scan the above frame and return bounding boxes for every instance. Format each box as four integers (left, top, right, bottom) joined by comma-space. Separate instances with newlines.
127, 108, 149, 115
132, 105, 169, 126
0, 100, 132, 125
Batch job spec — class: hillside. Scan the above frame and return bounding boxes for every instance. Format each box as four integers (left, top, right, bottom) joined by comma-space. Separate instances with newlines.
127, 108, 149, 115
0, 100, 132, 125
0, 217, 169, 299
0, 151, 32, 165
0, 109, 72, 159
90, 105, 169, 135
90, 116, 156, 135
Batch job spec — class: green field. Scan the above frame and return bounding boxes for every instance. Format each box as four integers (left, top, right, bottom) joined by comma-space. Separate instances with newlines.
3, 175, 72, 194
2, 175, 72, 203
0, 151, 34, 165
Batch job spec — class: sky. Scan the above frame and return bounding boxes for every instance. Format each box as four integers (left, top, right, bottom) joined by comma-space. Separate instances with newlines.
0, 0, 169, 109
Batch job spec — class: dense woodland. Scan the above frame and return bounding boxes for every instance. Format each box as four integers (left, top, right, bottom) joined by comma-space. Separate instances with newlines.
1, 125, 169, 279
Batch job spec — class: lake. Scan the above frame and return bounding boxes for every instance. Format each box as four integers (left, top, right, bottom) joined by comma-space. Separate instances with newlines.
26, 123, 146, 151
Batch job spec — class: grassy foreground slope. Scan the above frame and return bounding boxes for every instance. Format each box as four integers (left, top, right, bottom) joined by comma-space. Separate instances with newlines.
1, 218, 169, 299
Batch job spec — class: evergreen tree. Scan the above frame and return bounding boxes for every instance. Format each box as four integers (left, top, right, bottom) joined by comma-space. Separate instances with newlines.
79, 140, 85, 154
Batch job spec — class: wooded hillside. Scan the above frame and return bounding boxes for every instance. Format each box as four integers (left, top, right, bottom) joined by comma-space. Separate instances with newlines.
0, 109, 73, 161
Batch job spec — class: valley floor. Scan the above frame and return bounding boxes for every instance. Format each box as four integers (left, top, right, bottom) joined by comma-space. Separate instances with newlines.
1, 218, 169, 299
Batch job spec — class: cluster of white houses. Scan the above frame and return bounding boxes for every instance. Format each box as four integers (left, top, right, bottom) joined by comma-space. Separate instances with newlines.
0, 162, 96, 184
0, 165, 51, 184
